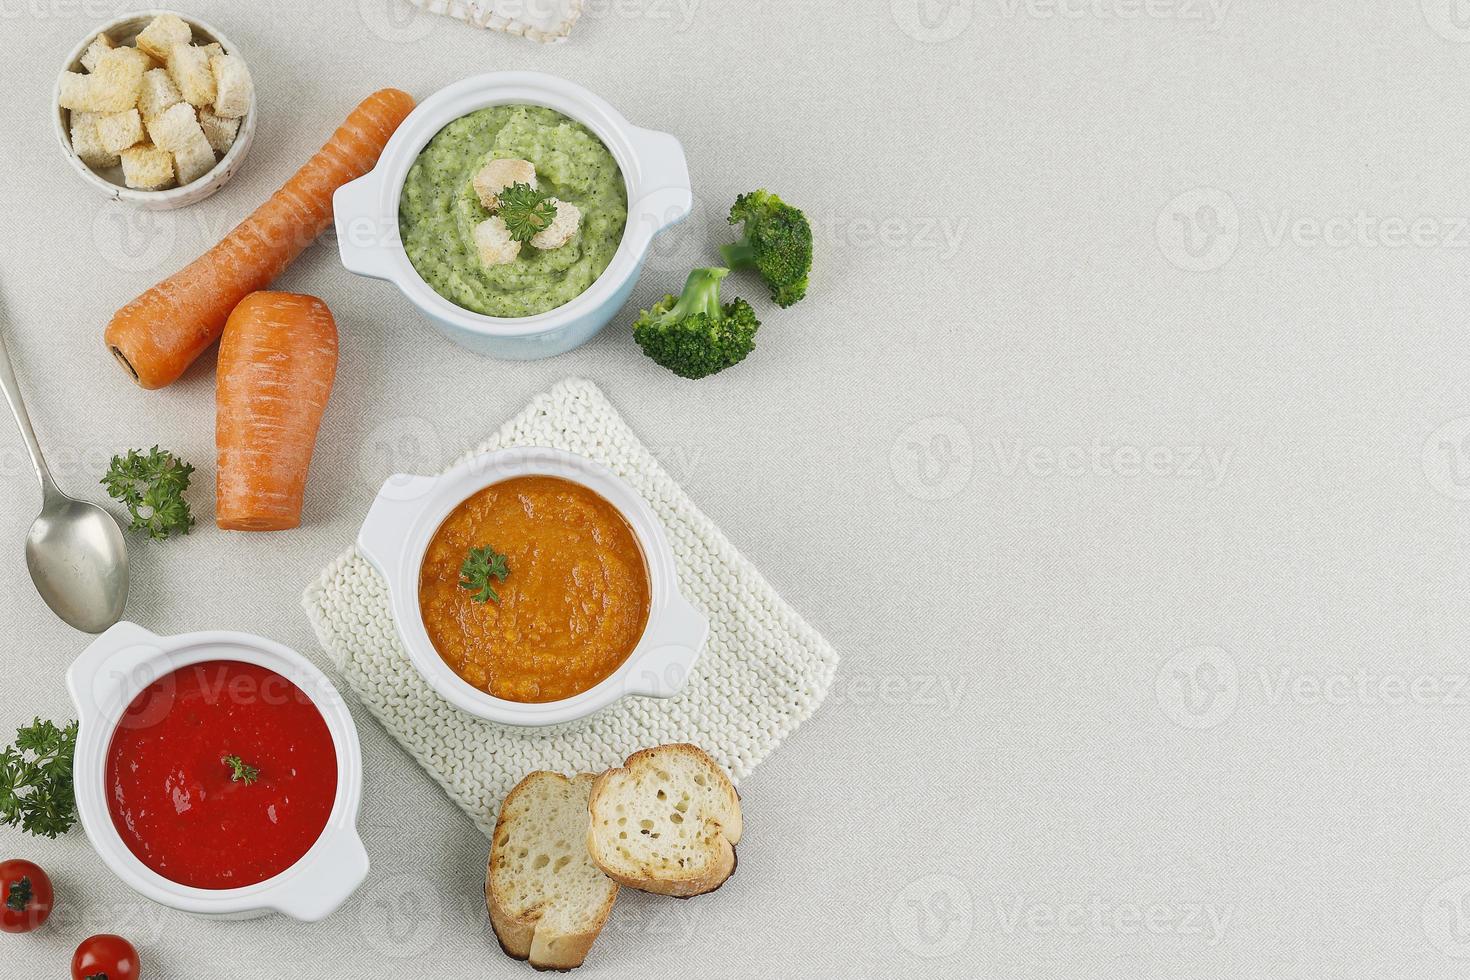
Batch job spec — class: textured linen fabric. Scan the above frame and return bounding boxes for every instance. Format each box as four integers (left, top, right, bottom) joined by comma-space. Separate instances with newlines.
303, 377, 839, 837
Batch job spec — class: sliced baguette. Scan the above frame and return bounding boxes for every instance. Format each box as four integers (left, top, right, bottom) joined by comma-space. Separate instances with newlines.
586, 744, 742, 898
488, 772, 618, 971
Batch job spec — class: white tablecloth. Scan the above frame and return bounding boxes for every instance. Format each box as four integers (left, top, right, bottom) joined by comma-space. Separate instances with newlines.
4, 2, 1470, 977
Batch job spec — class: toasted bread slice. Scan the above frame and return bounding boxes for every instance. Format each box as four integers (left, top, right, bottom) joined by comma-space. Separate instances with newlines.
488, 772, 618, 971
587, 744, 742, 898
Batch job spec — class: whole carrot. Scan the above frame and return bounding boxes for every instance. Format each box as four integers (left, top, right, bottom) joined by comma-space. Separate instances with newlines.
106, 88, 414, 389
216, 292, 337, 531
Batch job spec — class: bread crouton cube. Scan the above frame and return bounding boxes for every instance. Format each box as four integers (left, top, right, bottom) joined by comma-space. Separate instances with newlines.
138, 68, 181, 121
200, 42, 224, 59
472, 158, 537, 211
167, 44, 215, 106
530, 198, 581, 250
89, 48, 145, 112
79, 32, 114, 73
58, 72, 96, 111
198, 109, 240, 156
173, 134, 216, 186
95, 109, 144, 155
146, 102, 205, 153
474, 217, 521, 267
119, 47, 158, 72
209, 54, 252, 118
135, 13, 192, 62
69, 111, 119, 169
120, 144, 175, 190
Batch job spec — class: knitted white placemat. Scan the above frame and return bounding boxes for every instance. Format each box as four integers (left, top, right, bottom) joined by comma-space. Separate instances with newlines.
408, 0, 583, 43
302, 378, 839, 838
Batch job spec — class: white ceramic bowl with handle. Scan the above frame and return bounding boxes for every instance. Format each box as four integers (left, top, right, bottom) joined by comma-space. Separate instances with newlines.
357, 447, 709, 726
66, 622, 368, 921
333, 71, 692, 360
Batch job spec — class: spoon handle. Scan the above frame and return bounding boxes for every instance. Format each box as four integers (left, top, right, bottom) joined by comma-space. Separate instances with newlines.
0, 320, 57, 499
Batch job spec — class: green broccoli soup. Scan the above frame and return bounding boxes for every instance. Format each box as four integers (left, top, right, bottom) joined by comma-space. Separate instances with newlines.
398, 105, 628, 318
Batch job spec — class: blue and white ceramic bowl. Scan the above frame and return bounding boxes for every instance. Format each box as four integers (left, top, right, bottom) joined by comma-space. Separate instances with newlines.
333, 72, 692, 360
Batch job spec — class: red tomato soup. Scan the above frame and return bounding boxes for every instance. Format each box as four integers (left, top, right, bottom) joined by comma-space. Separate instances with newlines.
105, 660, 338, 889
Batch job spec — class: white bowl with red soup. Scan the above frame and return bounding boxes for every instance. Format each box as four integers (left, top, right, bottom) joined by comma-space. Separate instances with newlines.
66, 622, 367, 920
357, 447, 709, 726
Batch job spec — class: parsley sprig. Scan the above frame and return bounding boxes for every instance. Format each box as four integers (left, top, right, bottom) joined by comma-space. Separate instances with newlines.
101, 446, 195, 541
459, 545, 510, 604
223, 755, 260, 785
495, 182, 558, 244
0, 718, 79, 839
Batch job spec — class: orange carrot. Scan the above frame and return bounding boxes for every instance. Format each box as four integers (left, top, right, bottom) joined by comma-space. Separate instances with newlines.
106, 88, 414, 389
215, 292, 338, 532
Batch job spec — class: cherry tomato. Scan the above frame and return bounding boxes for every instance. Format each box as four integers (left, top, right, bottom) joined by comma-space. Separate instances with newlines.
71, 934, 140, 980
0, 859, 53, 933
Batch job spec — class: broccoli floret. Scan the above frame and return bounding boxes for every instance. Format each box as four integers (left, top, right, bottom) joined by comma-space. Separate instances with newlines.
720, 189, 812, 307
633, 267, 760, 379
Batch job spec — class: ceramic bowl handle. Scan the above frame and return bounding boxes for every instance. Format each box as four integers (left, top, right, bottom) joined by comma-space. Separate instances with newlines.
629, 126, 693, 235
66, 621, 166, 722
269, 831, 371, 922
624, 594, 709, 699
357, 474, 440, 577
334, 171, 398, 281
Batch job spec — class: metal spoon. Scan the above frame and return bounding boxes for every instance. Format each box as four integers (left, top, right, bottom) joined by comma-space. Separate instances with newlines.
0, 319, 128, 632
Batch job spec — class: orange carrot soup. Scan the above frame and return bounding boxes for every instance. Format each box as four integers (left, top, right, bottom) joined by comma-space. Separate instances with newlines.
418, 475, 651, 703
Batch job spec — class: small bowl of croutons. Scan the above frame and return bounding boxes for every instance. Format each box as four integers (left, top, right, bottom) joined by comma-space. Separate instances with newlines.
54, 11, 256, 210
